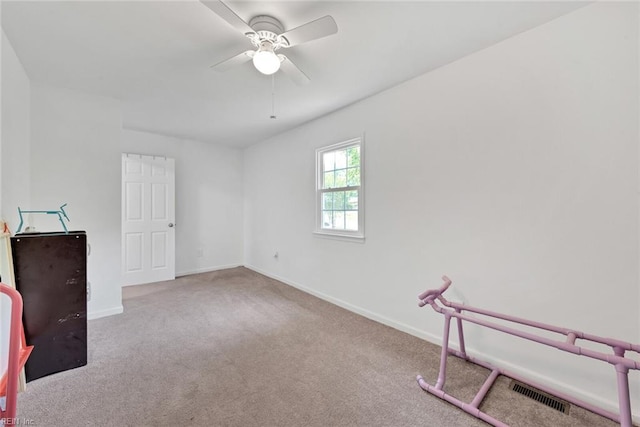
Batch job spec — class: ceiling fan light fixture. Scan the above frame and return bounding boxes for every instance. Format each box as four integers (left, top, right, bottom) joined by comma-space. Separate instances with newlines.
253, 41, 281, 75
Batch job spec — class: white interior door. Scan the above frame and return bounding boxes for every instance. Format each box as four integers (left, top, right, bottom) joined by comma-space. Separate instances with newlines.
122, 154, 175, 286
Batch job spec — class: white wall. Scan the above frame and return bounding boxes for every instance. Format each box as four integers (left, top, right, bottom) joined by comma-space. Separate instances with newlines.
1, 30, 30, 233
30, 84, 123, 319
122, 129, 244, 276
0, 27, 31, 377
0, 36, 244, 319
244, 2, 639, 416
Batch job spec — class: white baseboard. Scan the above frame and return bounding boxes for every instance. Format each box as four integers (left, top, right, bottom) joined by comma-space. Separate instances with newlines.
88, 305, 123, 320
244, 264, 636, 422
176, 263, 242, 277
245, 264, 436, 341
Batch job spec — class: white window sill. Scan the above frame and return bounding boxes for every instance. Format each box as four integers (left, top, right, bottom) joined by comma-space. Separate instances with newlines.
313, 231, 365, 243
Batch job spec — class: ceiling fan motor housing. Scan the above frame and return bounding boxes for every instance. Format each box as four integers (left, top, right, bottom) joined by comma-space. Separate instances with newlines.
247, 15, 289, 49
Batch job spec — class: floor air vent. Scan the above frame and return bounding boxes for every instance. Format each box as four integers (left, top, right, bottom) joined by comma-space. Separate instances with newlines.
509, 380, 570, 414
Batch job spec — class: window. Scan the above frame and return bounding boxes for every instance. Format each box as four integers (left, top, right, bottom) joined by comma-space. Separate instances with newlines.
315, 137, 364, 240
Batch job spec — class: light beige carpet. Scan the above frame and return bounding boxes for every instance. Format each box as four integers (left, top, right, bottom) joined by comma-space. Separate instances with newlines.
15, 267, 621, 426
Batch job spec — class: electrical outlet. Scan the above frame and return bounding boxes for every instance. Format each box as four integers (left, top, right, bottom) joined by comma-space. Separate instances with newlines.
197, 248, 204, 258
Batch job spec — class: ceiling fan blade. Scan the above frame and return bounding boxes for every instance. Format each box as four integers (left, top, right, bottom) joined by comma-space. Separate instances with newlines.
280, 15, 337, 47
278, 55, 310, 86
200, 0, 256, 36
211, 50, 254, 72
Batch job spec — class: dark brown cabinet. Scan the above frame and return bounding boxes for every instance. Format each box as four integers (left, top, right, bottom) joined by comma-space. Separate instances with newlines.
11, 231, 87, 382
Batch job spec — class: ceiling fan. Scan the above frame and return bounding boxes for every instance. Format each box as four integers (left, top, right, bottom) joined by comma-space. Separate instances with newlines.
201, 0, 338, 85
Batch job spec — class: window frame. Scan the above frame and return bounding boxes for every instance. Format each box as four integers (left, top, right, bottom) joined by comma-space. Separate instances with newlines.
314, 137, 365, 241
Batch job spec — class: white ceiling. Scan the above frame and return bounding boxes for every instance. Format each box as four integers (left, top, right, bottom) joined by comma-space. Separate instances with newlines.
2, 1, 586, 148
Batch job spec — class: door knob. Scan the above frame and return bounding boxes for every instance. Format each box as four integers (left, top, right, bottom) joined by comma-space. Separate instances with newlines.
168, 223, 174, 228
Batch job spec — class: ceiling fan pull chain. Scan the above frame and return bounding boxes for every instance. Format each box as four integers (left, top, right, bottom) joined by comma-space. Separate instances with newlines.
270, 74, 277, 119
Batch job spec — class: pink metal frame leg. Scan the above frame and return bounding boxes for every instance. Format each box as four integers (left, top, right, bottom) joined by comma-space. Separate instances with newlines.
416, 276, 639, 427
1, 283, 33, 424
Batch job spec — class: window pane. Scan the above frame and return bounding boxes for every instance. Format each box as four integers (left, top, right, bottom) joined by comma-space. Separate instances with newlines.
333, 211, 345, 230
323, 171, 334, 189
347, 167, 360, 187
335, 169, 346, 187
317, 139, 363, 236
346, 191, 358, 210
335, 150, 347, 169
323, 193, 333, 210
322, 211, 333, 229
323, 152, 335, 172
334, 191, 345, 210
347, 146, 360, 167
345, 211, 358, 231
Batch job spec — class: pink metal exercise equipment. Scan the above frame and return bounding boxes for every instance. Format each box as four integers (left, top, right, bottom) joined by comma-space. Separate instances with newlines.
416, 276, 639, 427
0, 283, 33, 424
